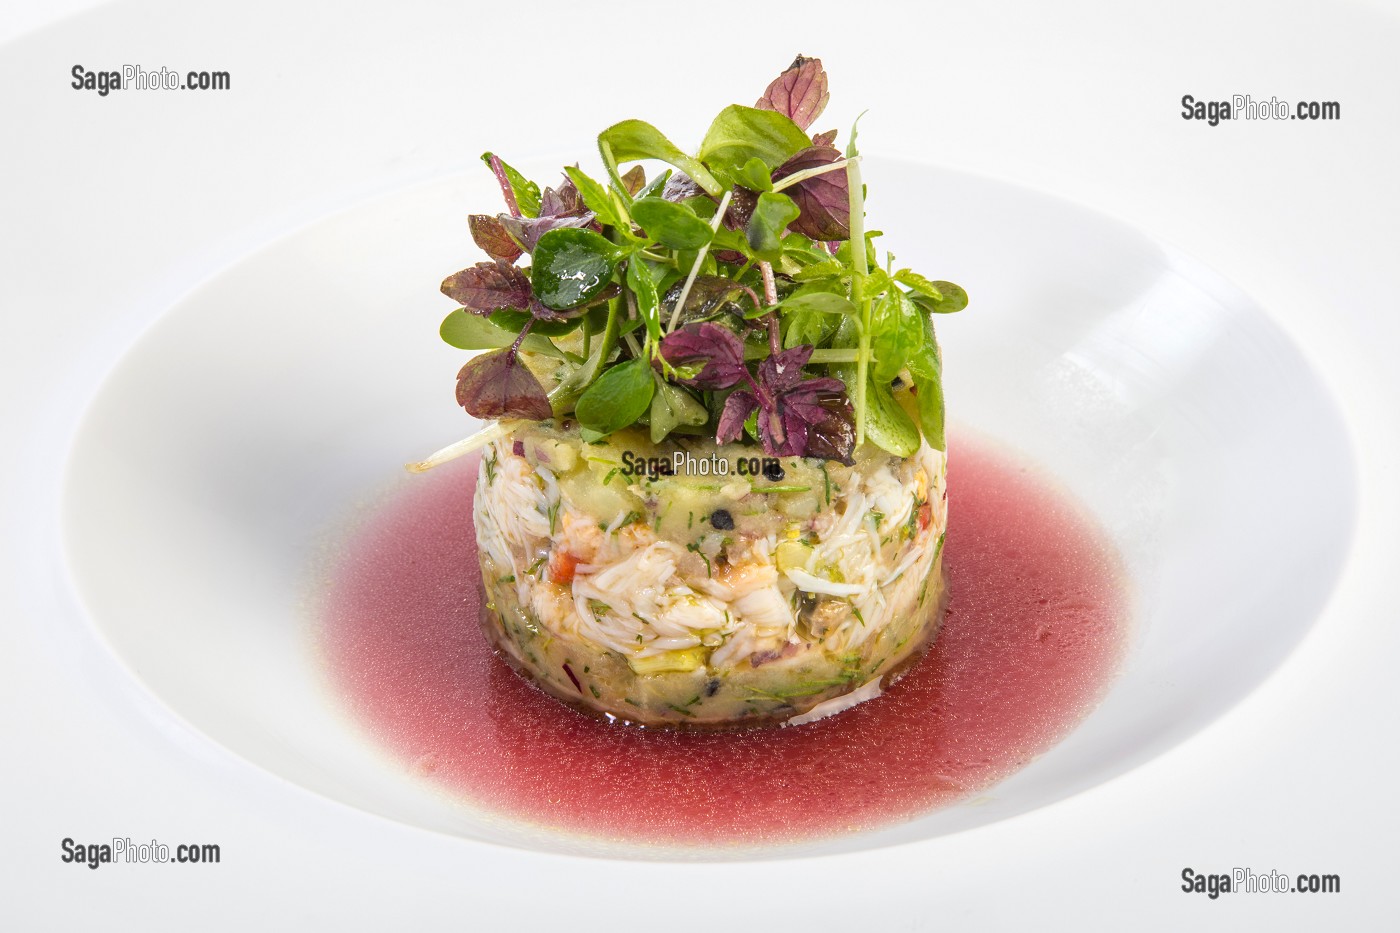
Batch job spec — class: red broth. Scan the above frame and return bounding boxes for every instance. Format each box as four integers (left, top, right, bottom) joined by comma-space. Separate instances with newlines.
318, 436, 1128, 846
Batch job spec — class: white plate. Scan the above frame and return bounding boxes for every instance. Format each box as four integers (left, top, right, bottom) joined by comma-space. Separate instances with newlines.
59, 158, 1356, 858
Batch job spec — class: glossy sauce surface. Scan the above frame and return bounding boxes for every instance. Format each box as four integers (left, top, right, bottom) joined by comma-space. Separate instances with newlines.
318, 437, 1128, 845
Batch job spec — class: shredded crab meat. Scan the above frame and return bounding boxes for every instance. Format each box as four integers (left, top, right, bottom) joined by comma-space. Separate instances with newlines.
475, 437, 948, 668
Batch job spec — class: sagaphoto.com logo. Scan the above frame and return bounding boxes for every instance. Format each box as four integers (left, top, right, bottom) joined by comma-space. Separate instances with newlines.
1181, 94, 1340, 126
71, 64, 230, 96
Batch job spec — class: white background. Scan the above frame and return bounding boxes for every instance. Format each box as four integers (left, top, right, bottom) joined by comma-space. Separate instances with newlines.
3, 0, 1397, 928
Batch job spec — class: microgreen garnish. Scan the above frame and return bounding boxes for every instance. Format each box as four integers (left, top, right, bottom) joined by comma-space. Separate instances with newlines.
426, 56, 968, 470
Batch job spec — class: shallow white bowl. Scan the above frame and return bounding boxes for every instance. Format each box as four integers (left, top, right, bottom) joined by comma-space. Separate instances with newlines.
60, 158, 1356, 859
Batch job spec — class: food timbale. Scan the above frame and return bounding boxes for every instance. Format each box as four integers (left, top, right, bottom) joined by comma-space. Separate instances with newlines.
475, 423, 947, 727
415, 56, 969, 728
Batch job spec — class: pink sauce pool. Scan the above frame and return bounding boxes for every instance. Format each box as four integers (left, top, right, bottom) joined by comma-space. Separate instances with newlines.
318, 436, 1128, 846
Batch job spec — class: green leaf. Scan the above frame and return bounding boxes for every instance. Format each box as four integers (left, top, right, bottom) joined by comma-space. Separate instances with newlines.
575, 358, 655, 437
783, 307, 839, 349
440, 310, 563, 358
630, 197, 713, 250
734, 157, 773, 192
649, 374, 708, 443
745, 191, 800, 263
626, 258, 661, 344
709, 226, 751, 257
910, 281, 970, 314
854, 265, 893, 302
845, 111, 866, 160
486, 309, 583, 337
892, 269, 943, 300
869, 289, 923, 383
780, 233, 836, 266
779, 291, 858, 316
531, 228, 621, 311
863, 377, 920, 456
792, 258, 846, 282
907, 343, 945, 451
636, 168, 672, 200
480, 152, 541, 218
598, 120, 722, 196
564, 166, 624, 228
698, 105, 811, 184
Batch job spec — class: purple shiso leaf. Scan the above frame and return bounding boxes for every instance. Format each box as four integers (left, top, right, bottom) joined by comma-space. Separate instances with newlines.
538, 177, 585, 217
441, 260, 533, 315
792, 391, 856, 464
455, 349, 552, 420
754, 55, 830, 131
468, 214, 524, 263
721, 185, 758, 232
810, 128, 838, 148
658, 322, 750, 390
717, 390, 759, 445
498, 212, 595, 253
773, 146, 850, 241
662, 172, 708, 203
496, 174, 597, 252
756, 344, 816, 393
751, 345, 856, 462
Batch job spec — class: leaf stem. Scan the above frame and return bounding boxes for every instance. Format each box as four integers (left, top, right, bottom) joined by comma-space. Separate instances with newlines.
846, 148, 871, 446
808, 348, 859, 363
622, 281, 653, 362
771, 156, 860, 194
598, 140, 630, 205
759, 260, 778, 305
666, 189, 733, 332
487, 154, 522, 218
759, 260, 781, 356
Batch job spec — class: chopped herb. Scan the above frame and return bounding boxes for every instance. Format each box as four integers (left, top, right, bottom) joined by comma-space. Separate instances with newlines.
820, 461, 831, 505
603, 467, 619, 486
483, 449, 498, 485
905, 497, 924, 539
589, 684, 601, 699
745, 679, 848, 700
667, 704, 697, 717
750, 484, 811, 494
546, 501, 560, 535
686, 540, 713, 576
526, 556, 547, 576
498, 574, 516, 584
850, 601, 866, 626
